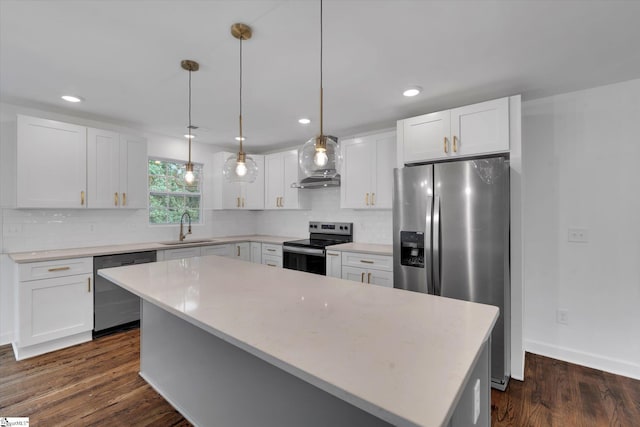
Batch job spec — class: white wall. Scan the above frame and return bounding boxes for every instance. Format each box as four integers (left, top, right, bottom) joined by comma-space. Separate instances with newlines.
522, 78, 640, 380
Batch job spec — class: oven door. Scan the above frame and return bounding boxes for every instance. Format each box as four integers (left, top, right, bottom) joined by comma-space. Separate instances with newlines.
282, 246, 326, 275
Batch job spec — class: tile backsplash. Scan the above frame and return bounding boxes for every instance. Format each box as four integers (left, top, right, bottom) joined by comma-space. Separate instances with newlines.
0, 188, 391, 254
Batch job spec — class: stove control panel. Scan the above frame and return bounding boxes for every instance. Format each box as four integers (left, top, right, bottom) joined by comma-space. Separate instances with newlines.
309, 221, 352, 236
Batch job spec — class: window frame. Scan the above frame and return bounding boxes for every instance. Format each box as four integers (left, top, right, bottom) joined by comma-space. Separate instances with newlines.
148, 157, 204, 226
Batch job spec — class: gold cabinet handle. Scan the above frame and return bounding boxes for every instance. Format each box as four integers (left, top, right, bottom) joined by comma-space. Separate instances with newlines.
114, 192, 119, 206
327, 253, 339, 256
444, 137, 448, 153
371, 193, 375, 206
267, 263, 276, 267
48, 266, 70, 272
367, 273, 371, 284
237, 246, 240, 256
365, 193, 369, 206
122, 192, 127, 206
242, 197, 245, 208
237, 197, 240, 208
453, 135, 458, 153
81, 191, 85, 206
361, 272, 365, 283
267, 248, 276, 252
360, 259, 374, 264
88, 277, 91, 292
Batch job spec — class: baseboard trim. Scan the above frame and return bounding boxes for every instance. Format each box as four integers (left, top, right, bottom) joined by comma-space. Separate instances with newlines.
525, 339, 640, 380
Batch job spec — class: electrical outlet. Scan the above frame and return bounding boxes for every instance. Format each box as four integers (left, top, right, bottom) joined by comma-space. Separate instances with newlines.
473, 378, 481, 424
557, 309, 569, 325
568, 228, 589, 243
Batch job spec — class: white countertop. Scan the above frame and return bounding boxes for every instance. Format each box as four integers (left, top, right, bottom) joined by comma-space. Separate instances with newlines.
99, 255, 498, 427
328, 242, 393, 256
8, 235, 300, 263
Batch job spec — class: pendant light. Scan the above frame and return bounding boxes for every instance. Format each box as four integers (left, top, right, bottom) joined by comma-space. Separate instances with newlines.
299, 0, 341, 178
181, 59, 199, 184
223, 23, 258, 183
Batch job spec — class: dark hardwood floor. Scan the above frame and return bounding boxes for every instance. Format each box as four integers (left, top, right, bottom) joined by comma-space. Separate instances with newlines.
1, 329, 638, 426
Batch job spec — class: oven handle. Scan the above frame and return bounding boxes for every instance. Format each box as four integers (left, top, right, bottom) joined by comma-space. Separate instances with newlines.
282, 246, 325, 257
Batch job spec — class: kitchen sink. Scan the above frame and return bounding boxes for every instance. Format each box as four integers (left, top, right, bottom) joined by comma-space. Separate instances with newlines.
159, 239, 217, 246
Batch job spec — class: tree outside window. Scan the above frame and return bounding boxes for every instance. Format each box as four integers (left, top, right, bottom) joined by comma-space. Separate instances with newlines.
148, 158, 203, 224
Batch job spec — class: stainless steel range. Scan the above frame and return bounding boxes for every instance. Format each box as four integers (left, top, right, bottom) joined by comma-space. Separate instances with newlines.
283, 221, 353, 275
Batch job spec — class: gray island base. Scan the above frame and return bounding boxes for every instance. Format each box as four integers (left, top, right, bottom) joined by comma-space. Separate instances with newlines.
99, 255, 497, 427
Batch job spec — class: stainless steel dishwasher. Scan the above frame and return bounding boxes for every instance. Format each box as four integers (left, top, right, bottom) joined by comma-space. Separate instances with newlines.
93, 251, 156, 337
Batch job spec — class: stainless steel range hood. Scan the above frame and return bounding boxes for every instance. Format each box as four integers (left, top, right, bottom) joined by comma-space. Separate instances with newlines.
291, 174, 340, 189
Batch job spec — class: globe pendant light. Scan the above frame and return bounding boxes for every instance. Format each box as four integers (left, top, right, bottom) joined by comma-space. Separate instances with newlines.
299, 0, 341, 178
223, 23, 258, 183
181, 59, 199, 184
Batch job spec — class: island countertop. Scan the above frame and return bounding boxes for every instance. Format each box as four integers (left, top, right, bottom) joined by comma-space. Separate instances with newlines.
99, 255, 498, 427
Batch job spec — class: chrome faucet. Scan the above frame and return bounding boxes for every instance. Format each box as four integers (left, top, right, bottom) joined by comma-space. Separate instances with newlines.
179, 211, 192, 241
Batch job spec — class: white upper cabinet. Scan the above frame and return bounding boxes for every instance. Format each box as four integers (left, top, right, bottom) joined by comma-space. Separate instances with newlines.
17, 115, 87, 208
87, 128, 148, 209
119, 134, 148, 209
211, 152, 265, 210
398, 97, 509, 165
341, 130, 396, 209
265, 149, 306, 210
16, 115, 147, 209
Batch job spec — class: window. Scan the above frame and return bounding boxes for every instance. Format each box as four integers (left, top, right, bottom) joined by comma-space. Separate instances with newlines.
148, 158, 203, 224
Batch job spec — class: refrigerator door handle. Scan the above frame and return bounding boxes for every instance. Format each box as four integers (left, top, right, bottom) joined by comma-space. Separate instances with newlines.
425, 195, 434, 294
433, 196, 441, 296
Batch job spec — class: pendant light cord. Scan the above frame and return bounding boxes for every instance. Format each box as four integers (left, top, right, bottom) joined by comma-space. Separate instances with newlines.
319, 0, 323, 138
239, 33, 244, 154
188, 68, 192, 164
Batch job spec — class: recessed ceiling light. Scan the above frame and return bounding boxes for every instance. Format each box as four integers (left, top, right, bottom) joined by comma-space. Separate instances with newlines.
61, 95, 83, 103
235, 136, 246, 141
402, 86, 422, 97
184, 134, 196, 139
298, 118, 311, 125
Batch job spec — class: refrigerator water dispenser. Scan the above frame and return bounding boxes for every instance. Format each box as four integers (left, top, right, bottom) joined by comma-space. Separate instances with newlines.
400, 231, 424, 268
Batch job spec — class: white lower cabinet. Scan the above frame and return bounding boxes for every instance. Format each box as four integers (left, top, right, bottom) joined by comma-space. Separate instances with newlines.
261, 244, 282, 268
340, 252, 393, 288
201, 244, 232, 257
326, 250, 342, 278
159, 246, 202, 261
232, 242, 251, 262
13, 257, 93, 360
250, 242, 262, 264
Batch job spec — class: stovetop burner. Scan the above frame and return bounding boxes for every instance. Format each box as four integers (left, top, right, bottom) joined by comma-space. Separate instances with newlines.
283, 222, 353, 249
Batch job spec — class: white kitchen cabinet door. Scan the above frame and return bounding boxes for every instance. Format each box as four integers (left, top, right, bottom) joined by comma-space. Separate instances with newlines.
341, 138, 372, 209
371, 132, 396, 209
341, 131, 396, 209
17, 115, 87, 208
264, 153, 283, 209
250, 242, 262, 263
161, 247, 202, 260
400, 110, 451, 164
119, 134, 148, 209
281, 149, 300, 209
326, 250, 342, 278
450, 97, 509, 157
232, 242, 251, 261
367, 269, 393, 288
342, 265, 368, 284
87, 128, 120, 208
201, 244, 232, 257
243, 155, 265, 210
18, 273, 93, 347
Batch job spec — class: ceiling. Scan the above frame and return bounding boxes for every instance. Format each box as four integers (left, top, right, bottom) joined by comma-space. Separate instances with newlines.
2, 0, 640, 152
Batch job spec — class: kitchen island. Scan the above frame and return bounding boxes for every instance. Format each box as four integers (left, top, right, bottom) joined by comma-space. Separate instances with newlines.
99, 255, 498, 427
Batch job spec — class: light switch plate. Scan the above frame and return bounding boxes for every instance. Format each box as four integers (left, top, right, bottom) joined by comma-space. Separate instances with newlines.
568, 228, 589, 243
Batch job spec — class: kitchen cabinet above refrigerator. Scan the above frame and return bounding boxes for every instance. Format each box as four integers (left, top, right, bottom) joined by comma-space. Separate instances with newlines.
397, 96, 510, 165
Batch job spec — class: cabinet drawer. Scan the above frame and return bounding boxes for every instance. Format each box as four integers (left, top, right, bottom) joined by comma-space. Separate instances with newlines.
262, 244, 282, 257
19, 257, 93, 282
162, 247, 202, 260
262, 254, 282, 268
341, 252, 392, 271
201, 244, 232, 257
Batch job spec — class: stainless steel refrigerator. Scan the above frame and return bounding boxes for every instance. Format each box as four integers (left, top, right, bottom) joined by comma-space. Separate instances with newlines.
393, 155, 510, 390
